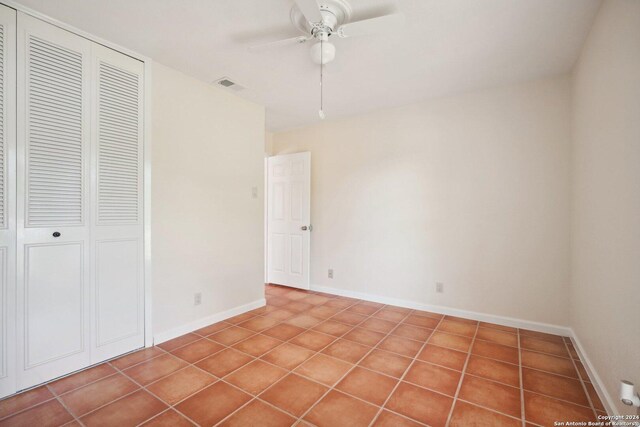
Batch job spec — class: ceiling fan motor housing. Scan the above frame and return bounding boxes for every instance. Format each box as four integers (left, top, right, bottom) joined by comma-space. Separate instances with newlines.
290, 0, 352, 35
292, 0, 350, 65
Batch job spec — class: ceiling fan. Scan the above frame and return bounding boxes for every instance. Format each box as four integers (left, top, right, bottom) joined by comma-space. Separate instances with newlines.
249, 0, 403, 120
249, 0, 404, 65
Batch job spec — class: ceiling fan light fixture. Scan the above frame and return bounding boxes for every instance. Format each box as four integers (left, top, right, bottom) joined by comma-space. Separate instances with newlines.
310, 40, 335, 64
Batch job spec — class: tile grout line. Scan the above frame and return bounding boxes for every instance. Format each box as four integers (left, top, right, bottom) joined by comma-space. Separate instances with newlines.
166, 353, 275, 425
0, 358, 149, 423
258, 302, 392, 424
329, 323, 540, 423
517, 340, 599, 410
113, 347, 170, 370
0, 360, 159, 427
518, 389, 600, 411
108, 357, 203, 427
0, 388, 57, 422
220, 324, 489, 425
73, 380, 147, 425
518, 329, 526, 427
215, 379, 305, 426
207, 300, 415, 424
150, 338, 307, 426
210, 292, 371, 426
443, 320, 480, 427
454, 397, 529, 422
221, 315, 444, 427
211, 300, 353, 424
562, 337, 598, 419
245, 344, 526, 424
292, 303, 414, 426
49, 384, 84, 427
198, 336, 320, 427
138, 408, 192, 426
367, 312, 447, 426
112, 341, 235, 422
503, 361, 592, 382
111, 351, 216, 422
170, 316, 580, 384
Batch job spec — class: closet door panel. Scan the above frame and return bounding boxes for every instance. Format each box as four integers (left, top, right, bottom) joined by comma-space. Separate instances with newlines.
24, 242, 84, 366
0, 249, 8, 383
16, 12, 92, 390
0, 4, 16, 400
95, 239, 139, 346
90, 44, 144, 362
95, 61, 141, 226
25, 37, 84, 227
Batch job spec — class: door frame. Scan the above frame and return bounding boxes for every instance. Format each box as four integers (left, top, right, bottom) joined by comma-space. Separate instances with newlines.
1, 0, 154, 353
265, 152, 311, 290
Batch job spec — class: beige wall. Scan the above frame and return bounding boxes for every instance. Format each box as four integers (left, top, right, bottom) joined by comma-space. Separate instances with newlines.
571, 0, 640, 415
151, 63, 266, 336
265, 131, 275, 156
273, 76, 572, 326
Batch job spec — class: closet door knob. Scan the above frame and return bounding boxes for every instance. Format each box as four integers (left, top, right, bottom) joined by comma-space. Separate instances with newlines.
52, 232, 61, 238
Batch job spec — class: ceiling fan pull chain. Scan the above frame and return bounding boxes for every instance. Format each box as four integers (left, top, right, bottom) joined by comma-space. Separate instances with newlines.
319, 38, 325, 119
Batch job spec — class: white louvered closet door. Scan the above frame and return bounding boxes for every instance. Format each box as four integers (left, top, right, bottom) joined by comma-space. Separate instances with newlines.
90, 44, 144, 363
16, 13, 92, 389
0, 4, 16, 398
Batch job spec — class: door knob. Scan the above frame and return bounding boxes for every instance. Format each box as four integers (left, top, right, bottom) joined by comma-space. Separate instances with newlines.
301, 226, 308, 231
52, 232, 61, 238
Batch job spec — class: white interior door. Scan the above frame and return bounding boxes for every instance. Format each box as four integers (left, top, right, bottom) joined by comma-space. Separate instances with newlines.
267, 152, 311, 289
0, 4, 16, 398
90, 43, 144, 363
16, 13, 92, 390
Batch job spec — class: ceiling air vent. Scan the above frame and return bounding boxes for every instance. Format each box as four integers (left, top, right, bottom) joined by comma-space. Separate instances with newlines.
213, 77, 245, 92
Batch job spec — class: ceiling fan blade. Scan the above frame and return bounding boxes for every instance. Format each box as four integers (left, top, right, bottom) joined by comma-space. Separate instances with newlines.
295, 0, 323, 24
337, 13, 405, 38
248, 35, 310, 52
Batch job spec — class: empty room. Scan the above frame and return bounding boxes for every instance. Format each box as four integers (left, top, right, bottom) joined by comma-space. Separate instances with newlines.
0, 0, 638, 426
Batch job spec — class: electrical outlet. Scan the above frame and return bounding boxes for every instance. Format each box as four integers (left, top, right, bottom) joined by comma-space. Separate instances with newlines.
194, 292, 202, 306
328, 269, 333, 279
436, 282, 444, 293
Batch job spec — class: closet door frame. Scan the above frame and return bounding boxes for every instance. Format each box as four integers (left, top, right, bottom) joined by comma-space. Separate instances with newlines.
3, 0, 153, 358
0, 3, 16, 399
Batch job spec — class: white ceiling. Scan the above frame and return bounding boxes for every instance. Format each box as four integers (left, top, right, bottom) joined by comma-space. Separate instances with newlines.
15, 0, 601, 131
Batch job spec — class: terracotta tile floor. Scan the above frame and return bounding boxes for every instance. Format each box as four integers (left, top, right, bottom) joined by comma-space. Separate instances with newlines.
0, 284, 607, 427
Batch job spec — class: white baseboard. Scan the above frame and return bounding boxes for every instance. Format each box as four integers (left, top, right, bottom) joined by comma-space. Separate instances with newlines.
153, 298, 266, 345
310, 284, 572, 337
569, 329, 618, 415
